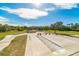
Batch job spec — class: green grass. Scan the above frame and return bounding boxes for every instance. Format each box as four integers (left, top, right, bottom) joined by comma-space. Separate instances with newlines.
0, 35, 27, 56
44, 30, 54, 32
0, 30, 26, 40
45, 30, 79, 35
57, 31, 79, 35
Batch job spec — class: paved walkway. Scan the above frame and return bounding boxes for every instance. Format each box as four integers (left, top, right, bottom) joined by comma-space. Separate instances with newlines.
42, 34, 79, 56
25, 33, 79, 56
0, 33, 27, 52
25, 33, 51, 56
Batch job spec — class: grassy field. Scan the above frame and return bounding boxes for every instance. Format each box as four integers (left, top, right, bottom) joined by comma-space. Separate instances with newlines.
57, 31, 79, 35
45, 30, 79, 35
0, 35, 27, 56
0, 30, 26, 40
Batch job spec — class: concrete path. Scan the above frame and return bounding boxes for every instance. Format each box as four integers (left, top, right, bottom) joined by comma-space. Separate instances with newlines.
0, 33, 27, 52
0, 35, 16, 51
42, 34, 79, 56
25, 33, 79, 56
25, 33, 51, 56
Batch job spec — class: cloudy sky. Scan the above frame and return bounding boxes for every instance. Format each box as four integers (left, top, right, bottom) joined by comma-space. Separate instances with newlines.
0, 3, 79, 26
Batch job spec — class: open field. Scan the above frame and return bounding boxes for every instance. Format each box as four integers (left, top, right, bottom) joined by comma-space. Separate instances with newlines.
57, 31, 79, 35
45, 30, 79, 35
0, 35, 27, 56
0, 30, 26, 40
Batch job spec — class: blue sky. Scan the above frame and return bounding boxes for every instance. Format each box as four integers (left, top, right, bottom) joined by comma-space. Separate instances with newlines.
0, 3, 79, 26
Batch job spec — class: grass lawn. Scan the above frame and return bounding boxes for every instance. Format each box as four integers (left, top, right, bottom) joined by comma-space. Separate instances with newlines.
57, 31, 79, 35
0, 35, 27, 56
45, 30, 79, 35
0, 30, 26, 40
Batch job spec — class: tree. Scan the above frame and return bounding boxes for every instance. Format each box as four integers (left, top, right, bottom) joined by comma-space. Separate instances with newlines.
67, 23, 79, 31
16, 26, 24, 31
51, 22, 63, 30
51, 21, 63, 34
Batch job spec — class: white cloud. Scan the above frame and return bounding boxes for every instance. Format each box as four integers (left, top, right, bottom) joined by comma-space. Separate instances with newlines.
0, 16, 17, 26
0, 16, 32, 26
0, 16, 7, 20
0, 3, 77, 20
0, 7, 48, 19
43, 3, 77, 12
54, 3, 77, 9
45, 7, 55, 11
0, 16, 9, 24
7, 23, 26, 26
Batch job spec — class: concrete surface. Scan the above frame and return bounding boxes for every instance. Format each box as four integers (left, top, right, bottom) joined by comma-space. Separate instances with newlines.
25, 33, 51, 56
26, 33, 79, 56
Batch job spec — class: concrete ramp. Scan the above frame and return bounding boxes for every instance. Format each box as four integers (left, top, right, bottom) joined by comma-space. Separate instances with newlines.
0, 35, 16, 51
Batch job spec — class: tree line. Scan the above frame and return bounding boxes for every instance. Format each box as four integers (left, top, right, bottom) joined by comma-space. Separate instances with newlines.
0, 24, 27, 32
27, 21, 79, 31
51, 21, 79, 31
0, 21, 79, 32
